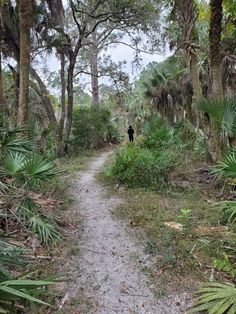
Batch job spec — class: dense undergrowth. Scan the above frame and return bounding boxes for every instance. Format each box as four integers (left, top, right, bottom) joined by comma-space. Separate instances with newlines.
104, 115, 201, 190
71, 107, 120, 151
0, 126, 67, 313
102, 115, 236, 312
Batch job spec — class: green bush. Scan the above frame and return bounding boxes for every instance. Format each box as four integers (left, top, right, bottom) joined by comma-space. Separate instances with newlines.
141, 115, 180, 149
71, 106, 120, 150
106, 144, 177, 189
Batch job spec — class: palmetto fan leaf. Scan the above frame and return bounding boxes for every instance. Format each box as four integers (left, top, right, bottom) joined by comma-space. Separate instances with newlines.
28, 216, 60, 244
197, 98, 236, 138
0, 153, 25, 177
21, 154, 59, 188
212, 150, 236, 180
188, 282, 236, 313
0, 127, 34, 156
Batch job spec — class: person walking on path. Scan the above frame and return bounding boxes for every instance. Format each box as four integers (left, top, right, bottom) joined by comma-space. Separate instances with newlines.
127, 125, 134, 142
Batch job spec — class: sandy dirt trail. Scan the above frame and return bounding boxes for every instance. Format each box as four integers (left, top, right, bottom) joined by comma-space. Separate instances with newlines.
61, 152, 189, 314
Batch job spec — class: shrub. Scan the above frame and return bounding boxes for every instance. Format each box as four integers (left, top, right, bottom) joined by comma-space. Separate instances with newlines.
141, 115, 180, 149
106, 144, 177, 189
71, 106, 120, 150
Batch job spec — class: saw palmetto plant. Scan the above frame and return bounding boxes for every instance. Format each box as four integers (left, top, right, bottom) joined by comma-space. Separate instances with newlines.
0, 127, 60, 245
212, 149, 236, 180
188, 282, 236, 314
0, 127, 62, 312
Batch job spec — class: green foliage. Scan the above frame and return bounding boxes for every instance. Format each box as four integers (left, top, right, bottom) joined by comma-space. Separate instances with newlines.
71, 106, 120, 150
141, 115, 180, 149
106, 143, 177, 189
213, 254, 236, 279
221, 201, 236, 223
181, 120, 206, 158
0, 127, 60, 245
197, 98, 236, 140
0, 239, 58, 313
212, 149, 236, 180
105, 116, 184, 189
188, 282, 236, 314
0, 127, 33, 156
28, 216, 60, 244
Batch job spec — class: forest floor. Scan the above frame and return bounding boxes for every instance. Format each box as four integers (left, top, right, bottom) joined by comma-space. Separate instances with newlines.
54, 151, 193, 314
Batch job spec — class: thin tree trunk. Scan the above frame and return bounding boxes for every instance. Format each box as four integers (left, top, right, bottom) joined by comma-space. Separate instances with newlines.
64, 39, 82, 144
190, 53, 201, 99
17, 0, 33, 126
64, 61, 75, 143
57, 52, 66, 156
90, 33, 99, 106
0, 51, 4, 126
29, 66, 57, 125
209, 0, 223, 98
189, 53, 202, 127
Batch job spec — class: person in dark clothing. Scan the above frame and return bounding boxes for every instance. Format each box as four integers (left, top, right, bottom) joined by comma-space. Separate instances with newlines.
127, 125, 134, 142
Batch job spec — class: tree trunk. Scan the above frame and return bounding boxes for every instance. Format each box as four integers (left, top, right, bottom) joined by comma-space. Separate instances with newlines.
209, 0, 223, 98
17, 0, 33, 126
64, 61, 75, 143
90, 33, 99, 106
0, 51, 4, 126
57, 53, 66, 156
29, 66, 57, 125
189, 53, 202, 127
190, 53, 201, 99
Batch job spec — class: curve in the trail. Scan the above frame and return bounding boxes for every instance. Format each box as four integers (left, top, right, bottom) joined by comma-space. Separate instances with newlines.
63, 152, 189, 314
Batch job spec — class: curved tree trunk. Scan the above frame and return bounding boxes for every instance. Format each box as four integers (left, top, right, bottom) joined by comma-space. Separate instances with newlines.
64, 61, 75, 144
209, 0, 223, 98
57, 52, 66, 156
29, 66, 57, 125
17, 0, 33, 126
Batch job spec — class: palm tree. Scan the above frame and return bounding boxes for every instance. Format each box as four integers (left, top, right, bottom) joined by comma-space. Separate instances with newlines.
15, 0, 64, 126
209, 0, 223, 98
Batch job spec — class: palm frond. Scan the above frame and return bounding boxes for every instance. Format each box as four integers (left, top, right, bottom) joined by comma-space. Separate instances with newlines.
197, 98, 236, 137
212, 150, 236, 180
17, 197, 40, 222
188, 282, 236, 314
221, 201, 236, 223
0, 127, 34, 156
0, 153, 25, 177
28, 216, 60, 244
22, 154, 59, 188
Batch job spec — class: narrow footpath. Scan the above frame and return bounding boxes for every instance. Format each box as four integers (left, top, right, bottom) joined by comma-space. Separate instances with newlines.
60, 152, 190, 314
